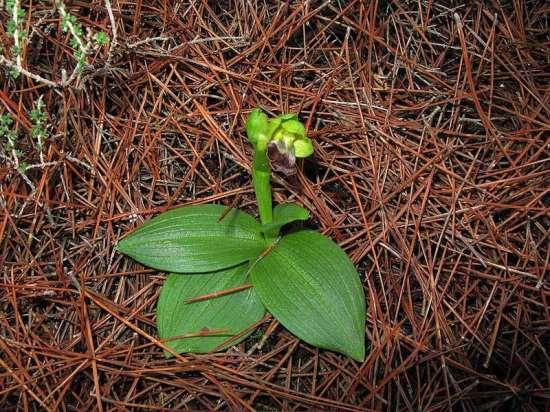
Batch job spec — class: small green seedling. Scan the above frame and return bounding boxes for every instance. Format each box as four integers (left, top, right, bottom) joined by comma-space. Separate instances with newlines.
6, 0, 26, 78
58, 1, 88, 72
94, 31, 109, 46
30, 95, 47, 162
117, 109, 366, 361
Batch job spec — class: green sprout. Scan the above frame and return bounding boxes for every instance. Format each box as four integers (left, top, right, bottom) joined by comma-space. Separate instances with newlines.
57, 1, 88, 72
56, 3, 110, 73
94, 31, 109, 46
30, 96, 47, 162
1, 1, 112, 87
6, 0, 26, 78
0, 112, 28, 175
17, 160, 29, 173
0, 113, 17, 153
115, 108, 366, 361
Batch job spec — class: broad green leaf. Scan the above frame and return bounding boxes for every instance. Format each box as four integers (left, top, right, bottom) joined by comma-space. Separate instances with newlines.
117, 204, 266, 273
157, 264, 265, 356
261, 203, 309, 237
273, 202, 309, 223
251, 230, 366, 361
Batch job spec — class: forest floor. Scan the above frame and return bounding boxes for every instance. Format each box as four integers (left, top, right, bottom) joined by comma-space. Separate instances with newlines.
1, 1, 549, 410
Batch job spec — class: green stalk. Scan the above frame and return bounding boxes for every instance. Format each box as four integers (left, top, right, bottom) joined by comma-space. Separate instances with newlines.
252, 148, 272, 225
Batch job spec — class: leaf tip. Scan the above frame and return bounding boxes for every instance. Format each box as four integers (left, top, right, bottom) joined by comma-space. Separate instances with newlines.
115, 237, 131, 255
348, 343, 365, 362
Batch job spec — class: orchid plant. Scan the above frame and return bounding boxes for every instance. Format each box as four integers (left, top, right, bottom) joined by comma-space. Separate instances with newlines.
116, 109, 366, 361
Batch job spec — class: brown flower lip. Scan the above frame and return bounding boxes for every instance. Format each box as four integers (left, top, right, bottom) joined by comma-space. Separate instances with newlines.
267, 141, 296, 176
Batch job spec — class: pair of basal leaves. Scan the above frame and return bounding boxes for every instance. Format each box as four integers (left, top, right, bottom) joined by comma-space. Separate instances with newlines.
117, 202, 366, 361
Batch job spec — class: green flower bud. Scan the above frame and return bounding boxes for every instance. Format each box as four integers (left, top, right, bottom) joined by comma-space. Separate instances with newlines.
246, 108, 269, 148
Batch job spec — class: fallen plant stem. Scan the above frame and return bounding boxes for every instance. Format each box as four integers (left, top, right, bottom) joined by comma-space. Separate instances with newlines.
184, 284, 253, 304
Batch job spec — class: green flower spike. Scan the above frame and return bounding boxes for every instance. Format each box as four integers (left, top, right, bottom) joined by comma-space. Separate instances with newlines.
244, 108, 314, 224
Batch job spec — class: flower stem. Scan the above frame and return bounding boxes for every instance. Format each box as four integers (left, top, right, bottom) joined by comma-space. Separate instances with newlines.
252, 148, 272, 225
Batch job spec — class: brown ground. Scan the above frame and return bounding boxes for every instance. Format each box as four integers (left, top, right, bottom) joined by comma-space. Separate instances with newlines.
1, 1, 549, 411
